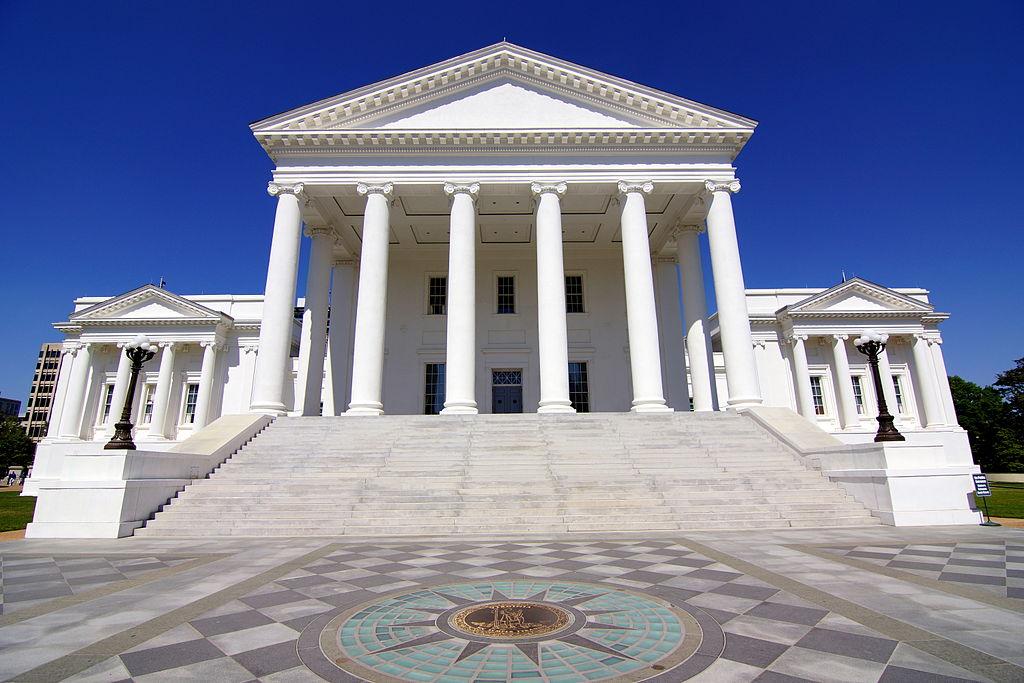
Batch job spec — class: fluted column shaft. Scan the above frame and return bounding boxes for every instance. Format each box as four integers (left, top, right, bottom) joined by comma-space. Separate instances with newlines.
675, 225, 717, 411
148, 342, 177, 439
348, 183, 393, 415
830, 335, 860, 429
297, 227, 335, 415
326, 260, 356, 416
532, 182, 574, 413
789, 335, 815, 419
618, 181, 670, 413
929, 338, 959, 425
251, 183, 305, 415
442, 183, 480, 414
57, 343, 92, 439
44, 347, 76, 440
193, 341, 220, 429
912, 334, 944, 427
705, 180, 762, 407
655, 259, 689, 410
105, 345, 133, 431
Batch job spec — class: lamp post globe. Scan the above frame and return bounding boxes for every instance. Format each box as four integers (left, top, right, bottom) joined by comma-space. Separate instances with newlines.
104, 334, 159, 450
854, 329, 905, 443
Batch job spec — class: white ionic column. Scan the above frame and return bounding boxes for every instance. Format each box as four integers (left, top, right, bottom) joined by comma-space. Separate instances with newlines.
296, 226, 335, 416
57, 342, 92, 439
704, 180, 762, 407
348, 182, 393, 415
148, 342, 177, 439
251, 182, 305, 415
788, 334, 815, 419
240, 344, 259, 413
326, 260, 356, 416
531, 182, 574, 413
442, 182, 480, 414
674, 224, 717, 411
877, 346, 900, 419
192, 341, 221, 430
830, 334, 860, 429
655, 258, 689, 410
911, 333, 944, 427
44, 346, 77, 440
618, 181, 670, 412
929, 337, 959, 425
104, 344, 133, 431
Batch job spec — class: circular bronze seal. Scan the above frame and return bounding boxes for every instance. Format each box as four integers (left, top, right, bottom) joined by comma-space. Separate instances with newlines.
450, 601, 570, 639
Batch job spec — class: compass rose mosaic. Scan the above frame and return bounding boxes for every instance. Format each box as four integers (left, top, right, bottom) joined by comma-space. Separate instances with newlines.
307, 580, 722, 682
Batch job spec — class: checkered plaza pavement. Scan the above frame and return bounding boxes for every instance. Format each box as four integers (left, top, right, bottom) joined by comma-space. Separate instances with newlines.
0, 527, 1022, 682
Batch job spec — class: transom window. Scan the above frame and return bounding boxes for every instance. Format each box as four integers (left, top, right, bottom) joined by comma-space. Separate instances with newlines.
183, 383, 199, 424
565, 275, 585, 313
427, 276, 447, 315
496, 275, 516, 314
851, 375, 866, 415
492, 369, 522, 386
809, 376, 826, 416
424, 363, 446, 415
568, 362, 590, 413
892, 374, 905, 414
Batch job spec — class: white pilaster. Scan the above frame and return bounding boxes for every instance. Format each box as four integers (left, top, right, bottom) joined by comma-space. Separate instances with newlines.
788, 334, 815, 419
532, 182, 574, 414
147, 342, 177, 440
912, 333, 945, 427
104, 345, 133, 432
326, 260, 356, 416
674, 224, 717, 411
43, 346, 77, 440
297, 226, 335, 416
617, 181, 671, 413
240, 344, 259, 413
929, 337, 959, 426
192, 341, 220, 430
251, 182, 305, 415
441, 182, 480, 415
655, 258, 689, 410
348, 182, 393, 415
877, 346, 900, 419
704, 180, 762, 408
830, 334, 860, 429
57, 342, 92, 439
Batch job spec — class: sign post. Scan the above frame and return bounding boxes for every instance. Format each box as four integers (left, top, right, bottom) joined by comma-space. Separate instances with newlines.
972, 474, 1000, 527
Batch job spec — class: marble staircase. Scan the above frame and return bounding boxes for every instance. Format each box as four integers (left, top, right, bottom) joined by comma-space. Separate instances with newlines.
136, 412, 879, 537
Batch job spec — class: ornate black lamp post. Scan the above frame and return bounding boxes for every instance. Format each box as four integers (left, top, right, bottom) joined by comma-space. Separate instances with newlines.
104, 334, 158, 450
854, 330, 905, 443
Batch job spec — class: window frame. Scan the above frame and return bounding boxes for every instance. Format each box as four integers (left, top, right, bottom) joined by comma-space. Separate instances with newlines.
809, 375, 828, 416
99, 383, 116, 424
423, 362, 446, 415
564, 272, 586, 314
494, 272, 517, 315
851, 375, 867, 415
425, 273, 448, 316
568, 361, 590, 413
891, 373, 906, 415
182, 383, 200, 425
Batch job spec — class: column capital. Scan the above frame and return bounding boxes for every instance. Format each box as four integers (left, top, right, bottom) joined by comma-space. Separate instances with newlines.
672, 223, 705, 237
356, 182, 393, 198
832, 333, 849, 342
443, 182, 481, 200
704, 179, 741, 195
241, 343, 259, 355
267, 182, 306, 200
158, 341, 177, 350
530, 181, 567, 197
752, 339, 766, 349
787, 333, 809, 344
617, 180, 654, 195
200, 340, 223, 351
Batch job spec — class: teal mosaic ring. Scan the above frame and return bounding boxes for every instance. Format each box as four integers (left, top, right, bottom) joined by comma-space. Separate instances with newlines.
309, 580, 721, 682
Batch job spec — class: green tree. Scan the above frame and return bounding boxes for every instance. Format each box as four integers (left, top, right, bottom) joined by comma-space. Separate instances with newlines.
995, 357, 1024, 422
0, 417, 35, 475
950, 375, 1024, 473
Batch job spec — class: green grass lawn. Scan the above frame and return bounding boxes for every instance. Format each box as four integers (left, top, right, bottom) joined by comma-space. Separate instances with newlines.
0, 490, 36, 532
980, 482, 1024, 519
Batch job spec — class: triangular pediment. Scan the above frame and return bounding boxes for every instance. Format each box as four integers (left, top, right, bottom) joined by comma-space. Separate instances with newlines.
782, 278, 933, 317
252, 43, 756, 136
71, 285, 229, 324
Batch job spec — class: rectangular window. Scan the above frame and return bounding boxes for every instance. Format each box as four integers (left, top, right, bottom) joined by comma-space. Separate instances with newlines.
424, 363, 446, 415
101, 384, 116, 422
809, 376, 826, 415
851, 375, 865, 415
142, 384, 156, 424
496, 275, 516, 314
565, 275, 585, 313
427, 276, 447, 315
892, 374, 905, 414
568, 362, 590, 413
183, 383, 199, 424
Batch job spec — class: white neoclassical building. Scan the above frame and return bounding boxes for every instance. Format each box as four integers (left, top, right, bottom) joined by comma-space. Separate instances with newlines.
25, 43, 977, 534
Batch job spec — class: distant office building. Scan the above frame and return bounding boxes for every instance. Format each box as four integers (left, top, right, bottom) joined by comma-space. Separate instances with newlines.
22, 343, 64, 441
0, 396, 20, 418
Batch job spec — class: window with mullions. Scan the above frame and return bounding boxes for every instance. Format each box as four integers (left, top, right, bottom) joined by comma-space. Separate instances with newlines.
568, 362, 590, 413
142, 384, 156, 424
851, 376, 866, 415
565, 275, 585, 313
892, 374, 905, 414
101, 384, 116, 423
183, 383, 199, 424
427, 276, 447, 315
496, 275, 516, 314
424, 363, 446, 415
809, 376, 826, 415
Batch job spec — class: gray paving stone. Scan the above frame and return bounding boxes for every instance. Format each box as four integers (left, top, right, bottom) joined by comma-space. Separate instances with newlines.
746, 602, 828, 626
191, 609, 274, 637
795, 627, 898, 663
120, 638, 225, 677
233, 639, 302, 677
722, 632, 790, 667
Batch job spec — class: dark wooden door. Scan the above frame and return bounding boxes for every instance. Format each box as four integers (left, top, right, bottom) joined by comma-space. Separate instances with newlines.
492, 385, 523, 413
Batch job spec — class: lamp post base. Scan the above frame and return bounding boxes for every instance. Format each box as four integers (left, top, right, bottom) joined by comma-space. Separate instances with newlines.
104, 421, 138, 450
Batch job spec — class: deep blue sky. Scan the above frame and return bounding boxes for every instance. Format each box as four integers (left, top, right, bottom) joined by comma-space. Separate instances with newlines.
1, 1, 1021, 406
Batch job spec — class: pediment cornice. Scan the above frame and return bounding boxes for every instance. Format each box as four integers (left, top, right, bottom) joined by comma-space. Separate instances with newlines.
776, 278, 934, 320
68, 285, 233, 328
